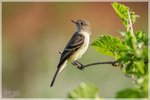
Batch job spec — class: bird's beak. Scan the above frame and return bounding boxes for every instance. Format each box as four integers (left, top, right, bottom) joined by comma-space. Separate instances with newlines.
71, 19, 77, 24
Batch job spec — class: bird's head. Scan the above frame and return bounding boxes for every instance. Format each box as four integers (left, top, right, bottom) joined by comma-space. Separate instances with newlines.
71, 19, 91, 34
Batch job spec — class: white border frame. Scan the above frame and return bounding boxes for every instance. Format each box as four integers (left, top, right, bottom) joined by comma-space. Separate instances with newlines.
0, 0, 149, 100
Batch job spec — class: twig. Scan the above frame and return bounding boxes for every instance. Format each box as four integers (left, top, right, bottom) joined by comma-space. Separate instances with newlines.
58, 51, 118, 68
73, 60, 118, 70
83, 61, 118, 67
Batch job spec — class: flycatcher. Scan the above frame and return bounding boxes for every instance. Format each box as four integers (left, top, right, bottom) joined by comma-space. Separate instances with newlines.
50, 19, 91, 87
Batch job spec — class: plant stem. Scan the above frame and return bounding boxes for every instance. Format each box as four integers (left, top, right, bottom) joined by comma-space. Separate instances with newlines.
127, 10, 134, 36
127, 10, 137, 49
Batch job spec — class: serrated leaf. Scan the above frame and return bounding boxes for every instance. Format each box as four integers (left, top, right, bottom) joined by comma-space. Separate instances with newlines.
116, 88, 141, 98
118, 30, 126, 36
124, 36, 134, 50
135, 31, 148, 46
68, 83, 100, 98
124, 61, 133, 74
134, 60, 145, 75
112, 2, 139, 27
91, 35, 126, 57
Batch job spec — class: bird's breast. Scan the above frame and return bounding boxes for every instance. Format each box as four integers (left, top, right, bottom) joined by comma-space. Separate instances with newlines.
69, 32, 90, 61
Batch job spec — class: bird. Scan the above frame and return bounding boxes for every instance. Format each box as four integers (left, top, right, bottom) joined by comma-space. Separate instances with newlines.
50, 19, 92, 87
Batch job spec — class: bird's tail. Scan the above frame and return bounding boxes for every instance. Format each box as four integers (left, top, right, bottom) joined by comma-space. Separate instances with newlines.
50, 60, 67, 87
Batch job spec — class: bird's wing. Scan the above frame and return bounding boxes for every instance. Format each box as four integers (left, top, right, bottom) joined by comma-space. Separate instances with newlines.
58, 33, 85, 68
50, 33, 85, 87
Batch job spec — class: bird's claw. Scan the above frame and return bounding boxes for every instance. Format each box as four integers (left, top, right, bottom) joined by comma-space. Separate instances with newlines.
77, 66, 84, 70
72, 61, 84, 70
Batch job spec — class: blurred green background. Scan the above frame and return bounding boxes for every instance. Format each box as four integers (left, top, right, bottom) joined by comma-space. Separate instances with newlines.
2, 2, 148, 98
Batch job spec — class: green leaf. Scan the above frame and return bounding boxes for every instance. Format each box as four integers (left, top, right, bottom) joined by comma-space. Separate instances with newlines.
143, 47, 148, 63
135, 31, 148, 46
116, 88, 141, 98
118, 30, 126, 36
123, 61, 134, 74
89, 2, 148, 98
124, 36, 134, 50
91, 34, 126, 58
68, 83, 100, 98
134, 60, 145, 75
112, 2, 139, 27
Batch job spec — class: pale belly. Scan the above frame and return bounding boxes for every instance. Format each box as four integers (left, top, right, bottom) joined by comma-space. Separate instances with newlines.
68, 32, 90, 62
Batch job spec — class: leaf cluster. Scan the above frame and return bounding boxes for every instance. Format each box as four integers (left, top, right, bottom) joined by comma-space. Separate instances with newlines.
112, 2, 139, 28
91, 35, 126, 59
68, 83, 100, 98
68, 2, 148, 98
92, 2, 148, 98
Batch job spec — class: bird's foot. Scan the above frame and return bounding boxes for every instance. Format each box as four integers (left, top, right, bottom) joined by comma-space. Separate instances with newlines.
76, 61, 84, 70
72, 61, 84, 70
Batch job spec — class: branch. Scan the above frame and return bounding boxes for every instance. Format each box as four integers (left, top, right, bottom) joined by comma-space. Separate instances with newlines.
83, 61, 118, 67
59, 51, 120, 69
73, 60, 119, 70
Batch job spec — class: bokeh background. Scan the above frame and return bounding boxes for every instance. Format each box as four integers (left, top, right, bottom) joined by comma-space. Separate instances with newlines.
2, 2, 148, 98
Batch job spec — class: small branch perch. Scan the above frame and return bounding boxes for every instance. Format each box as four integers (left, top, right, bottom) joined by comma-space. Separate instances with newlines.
59, 51, 119, 69
82, 61, 118, 68
73, 60, 119, 70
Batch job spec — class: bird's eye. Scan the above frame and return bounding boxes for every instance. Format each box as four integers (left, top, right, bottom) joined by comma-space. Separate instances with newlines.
80, 22, 83, 25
